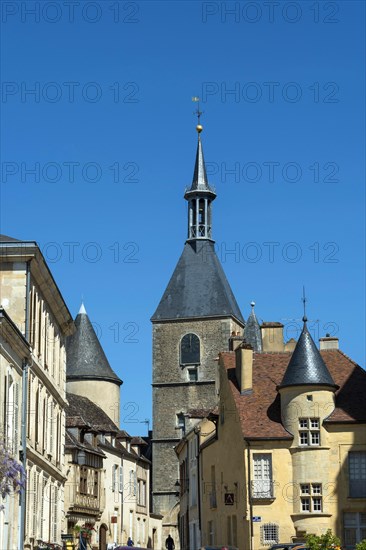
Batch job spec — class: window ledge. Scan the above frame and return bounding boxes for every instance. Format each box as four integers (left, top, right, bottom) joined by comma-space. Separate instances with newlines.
252, 497, 276, 503
290, 446, 331, 453
291, 513, 332, 519
347, 496, 366, 500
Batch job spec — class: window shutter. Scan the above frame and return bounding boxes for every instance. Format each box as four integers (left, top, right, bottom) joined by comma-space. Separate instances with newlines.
32, 471, 39, 537
53, 485, 58, 541
43, 398, 47, 452
112, 465, 117, 492
40, 478, 46, 539
14, 382, 19, 454
49, 400, 54, 455
119, 466, 124, 493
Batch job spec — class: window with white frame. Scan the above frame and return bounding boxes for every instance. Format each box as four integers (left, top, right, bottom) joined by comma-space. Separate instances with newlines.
348, 452, 366, 498
300, 483, 322, 512
129, 470, 136, 497
119, 466, 124, 493
261, 523, 279, 545
138, 479, 146, 506
112, 464, 118, 492
299, 418, 320, 446
252, 454, 273, 498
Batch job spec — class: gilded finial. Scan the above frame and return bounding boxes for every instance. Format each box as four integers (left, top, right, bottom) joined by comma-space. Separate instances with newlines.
192, 96, 204, 134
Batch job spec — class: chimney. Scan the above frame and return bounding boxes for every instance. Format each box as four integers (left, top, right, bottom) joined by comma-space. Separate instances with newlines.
229, 330, 244, 351
319, 334, 339, 350
235, 343, 253, 393
261, 322, 284, 352
284, 338, 297, 352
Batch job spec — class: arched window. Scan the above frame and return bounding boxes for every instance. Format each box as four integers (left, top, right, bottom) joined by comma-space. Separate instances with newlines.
180, 334, 200, 366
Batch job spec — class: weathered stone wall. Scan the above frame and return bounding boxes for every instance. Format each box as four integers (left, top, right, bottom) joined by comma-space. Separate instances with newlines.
152, 316, 243, 524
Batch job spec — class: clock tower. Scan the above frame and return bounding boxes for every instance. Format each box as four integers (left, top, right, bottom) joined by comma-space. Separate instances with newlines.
151, 123, 245, 545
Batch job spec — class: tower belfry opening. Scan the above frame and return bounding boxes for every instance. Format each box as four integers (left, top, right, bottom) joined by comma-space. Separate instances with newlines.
185, 124, 216, 241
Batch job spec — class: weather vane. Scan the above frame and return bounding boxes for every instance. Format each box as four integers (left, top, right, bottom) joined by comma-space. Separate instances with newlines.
192, 96, 204, 133
302, 286, 307, 321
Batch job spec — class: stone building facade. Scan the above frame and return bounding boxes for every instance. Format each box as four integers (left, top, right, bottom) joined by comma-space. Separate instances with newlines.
0, 234, 74, 549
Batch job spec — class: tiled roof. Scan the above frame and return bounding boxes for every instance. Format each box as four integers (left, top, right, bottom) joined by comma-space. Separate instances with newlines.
280, 322, 336, 389
130, 436, 148, 446
186, 408, 215, 418
0, 234, 21, 242
220, 349, 366, 440
66, 393, 119, 433
66, 309, 122, 385
151, 240, 244, 324
65, 429, 105, 457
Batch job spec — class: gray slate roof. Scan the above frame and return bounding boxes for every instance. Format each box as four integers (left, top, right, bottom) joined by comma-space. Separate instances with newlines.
66, 309, 122, 385
243, 304, 263, 352
188, 138, 215, 193
151, 240, 244, 324
0, 234, 21, 242
280, 321, 337, 388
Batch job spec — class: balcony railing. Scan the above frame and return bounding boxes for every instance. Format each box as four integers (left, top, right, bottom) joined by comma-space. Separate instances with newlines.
75, 493, 100, 510
251, 480, 275, 499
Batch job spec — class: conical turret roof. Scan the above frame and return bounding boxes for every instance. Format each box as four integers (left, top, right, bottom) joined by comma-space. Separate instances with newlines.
243, 302, 262, 352
280, 319, 337, 389
186, 137, 216, 194
66, 303, 122, 386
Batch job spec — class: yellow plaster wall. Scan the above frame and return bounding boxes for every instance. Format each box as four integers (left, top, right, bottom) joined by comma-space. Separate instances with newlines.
66, 380, 120, 425
0, 262, 27, 331
200, 361, 247, 550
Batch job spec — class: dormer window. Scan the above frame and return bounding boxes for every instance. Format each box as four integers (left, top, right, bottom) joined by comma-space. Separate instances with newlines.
180, 334, 200, 366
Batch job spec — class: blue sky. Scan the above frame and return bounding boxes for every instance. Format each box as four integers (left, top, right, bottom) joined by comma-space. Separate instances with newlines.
1, 1, 365, 434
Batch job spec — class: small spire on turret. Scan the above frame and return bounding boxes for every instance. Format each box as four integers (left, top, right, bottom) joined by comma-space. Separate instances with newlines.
244, 301, 263, 352
302, 286, 307, 323
78, 301, 87, 315
184, 97, 216, 242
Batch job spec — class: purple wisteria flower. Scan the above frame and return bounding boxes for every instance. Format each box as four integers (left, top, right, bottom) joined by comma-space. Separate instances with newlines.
0, 441, 26, 510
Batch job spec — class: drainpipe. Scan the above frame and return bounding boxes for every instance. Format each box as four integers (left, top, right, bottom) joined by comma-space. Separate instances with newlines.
246, 441, 254, 550
18, 359, 29, 550
25, 261, 31, 341
19, 262, 31, 549
196, 431, 202, 533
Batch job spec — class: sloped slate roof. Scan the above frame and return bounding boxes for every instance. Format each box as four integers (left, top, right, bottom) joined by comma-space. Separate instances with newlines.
220, 348, 366, 440
243, 305, 263, 352
66, 309, 122, 385
151, 240, 244, 324
188, 138, 215, 193
280, 321, 336, 389
0, 234, 21, 242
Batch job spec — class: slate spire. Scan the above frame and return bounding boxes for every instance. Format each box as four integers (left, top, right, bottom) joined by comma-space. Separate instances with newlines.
66, 303, 122, 386
184, 125, 216, 241
244, 302, 263, 352
152, 123, 244, 324
280, 317, 337, 389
